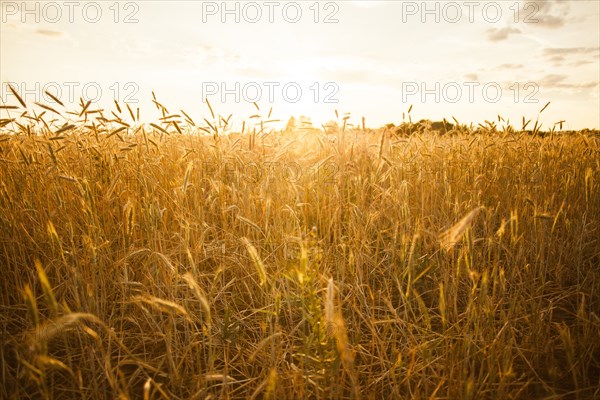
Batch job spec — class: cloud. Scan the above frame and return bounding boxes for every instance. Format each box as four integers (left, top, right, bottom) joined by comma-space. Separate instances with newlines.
543, 47, 600, 56
464, 73, 479, 81
486, 28, 521, 42
542, 47, 599, 66
538, 74, 599, 89
497, 63, 524, 69
521, 0, 570, 28
540, 74, 567, 85
35, 29, 64, 38
572, 60, 593, 67
500, 75, 598, 94
547, 55, 565, 65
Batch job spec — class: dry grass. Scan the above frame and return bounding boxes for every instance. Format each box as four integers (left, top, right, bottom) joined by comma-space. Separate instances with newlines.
0, 96, 599, 399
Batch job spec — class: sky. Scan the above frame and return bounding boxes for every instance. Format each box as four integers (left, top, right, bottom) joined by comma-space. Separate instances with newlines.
1, 0, 599, 131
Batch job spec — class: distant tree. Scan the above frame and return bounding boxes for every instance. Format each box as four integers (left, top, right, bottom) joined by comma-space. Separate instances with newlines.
430, 120, 454, 133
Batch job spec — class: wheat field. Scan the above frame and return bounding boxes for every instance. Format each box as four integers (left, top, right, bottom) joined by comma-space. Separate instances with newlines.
0, 95, 599, 399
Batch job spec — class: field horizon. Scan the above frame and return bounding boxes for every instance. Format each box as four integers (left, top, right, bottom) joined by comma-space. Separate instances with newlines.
1, 94, 599, 399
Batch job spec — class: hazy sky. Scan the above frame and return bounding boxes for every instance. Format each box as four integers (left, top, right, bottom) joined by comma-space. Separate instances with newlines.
1, 0, 599, 130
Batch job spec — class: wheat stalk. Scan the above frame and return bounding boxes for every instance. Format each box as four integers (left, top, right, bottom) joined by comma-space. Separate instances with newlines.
439, 206, 485, 251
